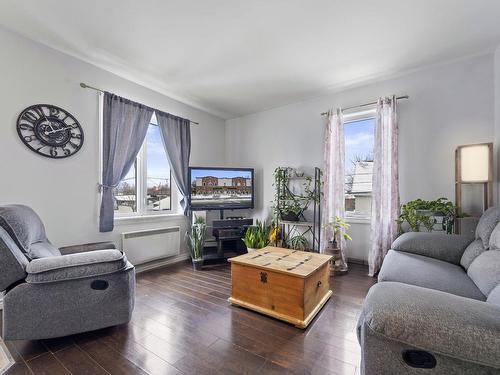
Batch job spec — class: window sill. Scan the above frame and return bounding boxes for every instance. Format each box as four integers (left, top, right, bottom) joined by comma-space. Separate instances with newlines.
345, 216, 371, 224
115, 213, 186, 225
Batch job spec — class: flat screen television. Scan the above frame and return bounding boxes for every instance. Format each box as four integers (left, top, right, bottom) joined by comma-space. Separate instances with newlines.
188, 167, 254, 210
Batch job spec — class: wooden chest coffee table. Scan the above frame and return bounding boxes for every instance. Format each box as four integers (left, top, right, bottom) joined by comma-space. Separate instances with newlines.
228, 246, 332, 328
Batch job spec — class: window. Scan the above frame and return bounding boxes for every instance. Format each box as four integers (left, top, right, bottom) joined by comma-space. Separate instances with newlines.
344, 111, 375, 218
112, 113, 177, 217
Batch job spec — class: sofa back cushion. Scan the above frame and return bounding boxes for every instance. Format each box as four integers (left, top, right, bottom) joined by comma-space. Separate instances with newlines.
475, 206, 500, 249
487, 284, 500, 307
460, 239, 485, 270
467, 250, 500, 296
0, 205, 60, 260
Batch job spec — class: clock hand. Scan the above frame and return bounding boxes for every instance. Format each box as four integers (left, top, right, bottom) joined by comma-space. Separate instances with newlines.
46, 126, 73, 135
38, 109, 56, 132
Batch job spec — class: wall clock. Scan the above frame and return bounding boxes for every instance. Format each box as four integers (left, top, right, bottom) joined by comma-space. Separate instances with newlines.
16, 104, 84, 158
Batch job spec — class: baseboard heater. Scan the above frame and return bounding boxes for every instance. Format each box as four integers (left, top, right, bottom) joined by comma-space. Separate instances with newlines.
121, 226, 180, 265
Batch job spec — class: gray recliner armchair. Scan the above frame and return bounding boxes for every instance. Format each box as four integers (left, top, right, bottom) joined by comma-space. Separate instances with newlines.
0, 204, 135, 340
357, 206, 500, 375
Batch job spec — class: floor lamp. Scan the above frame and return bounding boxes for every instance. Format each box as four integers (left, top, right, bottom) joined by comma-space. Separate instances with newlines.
455, 142, 493, 234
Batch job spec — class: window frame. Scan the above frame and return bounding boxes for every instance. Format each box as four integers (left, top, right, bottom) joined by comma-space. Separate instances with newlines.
343, 108, 376, 222
99, 94, 180, 221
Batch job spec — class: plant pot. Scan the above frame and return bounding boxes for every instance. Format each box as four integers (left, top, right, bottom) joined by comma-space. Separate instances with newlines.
192, 258, 203, 271
246, 247, 258, 253
281, 212, 300, 222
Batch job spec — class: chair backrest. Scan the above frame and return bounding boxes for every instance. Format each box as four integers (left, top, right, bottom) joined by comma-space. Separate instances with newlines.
0, 205, 61, 260
0, 226, 29, 292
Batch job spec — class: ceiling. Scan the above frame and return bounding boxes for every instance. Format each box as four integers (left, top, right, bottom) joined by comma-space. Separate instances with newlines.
1, 1, 500, 119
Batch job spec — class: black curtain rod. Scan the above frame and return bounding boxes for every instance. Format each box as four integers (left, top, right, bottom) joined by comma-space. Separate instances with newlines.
80, 82, 200, 125
320, 95, 409, 116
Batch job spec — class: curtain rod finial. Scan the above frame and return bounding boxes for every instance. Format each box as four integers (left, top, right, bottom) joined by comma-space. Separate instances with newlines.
80, 82, 87, 88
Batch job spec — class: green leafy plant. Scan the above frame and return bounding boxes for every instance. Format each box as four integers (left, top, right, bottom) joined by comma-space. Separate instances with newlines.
397, 198, 459, 234
242, 220, 271, 249
186, 217, 206, 260
271, 167, 321, 222
324, 216, 352, 247
289, 234, 309, 251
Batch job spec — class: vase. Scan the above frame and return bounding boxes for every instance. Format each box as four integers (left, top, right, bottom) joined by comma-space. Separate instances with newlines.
192, 258, 203, 271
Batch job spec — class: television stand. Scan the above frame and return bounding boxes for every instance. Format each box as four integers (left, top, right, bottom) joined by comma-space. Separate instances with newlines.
201, 216, 253, 264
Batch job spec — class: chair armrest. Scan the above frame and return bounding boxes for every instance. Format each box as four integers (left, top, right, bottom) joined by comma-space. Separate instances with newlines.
358, 282, 500, 369
59, 241, 116, 255
391, 232, 472, 264
26, 249, 128, 283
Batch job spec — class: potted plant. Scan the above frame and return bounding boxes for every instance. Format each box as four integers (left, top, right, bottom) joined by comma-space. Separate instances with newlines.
325, 216, 352, 248
289, 234, 309, 251
272, 167, 321, 222
397, 198, 460, 234
324, 216, 352, 275
186, 215, 206, 271
242, 220, 271, 252
280, 200, 303, 222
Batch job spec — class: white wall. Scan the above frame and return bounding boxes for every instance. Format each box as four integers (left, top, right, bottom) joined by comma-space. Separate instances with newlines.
226, 54, 495, 261
0, 27, 226, 262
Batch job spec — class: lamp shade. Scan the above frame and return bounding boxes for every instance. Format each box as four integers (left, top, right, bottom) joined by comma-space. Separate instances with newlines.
459, 144, 491, 183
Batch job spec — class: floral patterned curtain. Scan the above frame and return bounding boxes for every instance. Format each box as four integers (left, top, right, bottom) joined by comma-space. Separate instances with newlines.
369, 96, 399, 276
321, 109, 348, 269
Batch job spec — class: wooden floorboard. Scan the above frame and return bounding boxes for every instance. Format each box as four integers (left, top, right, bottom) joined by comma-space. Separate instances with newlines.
2, 262, 375, 375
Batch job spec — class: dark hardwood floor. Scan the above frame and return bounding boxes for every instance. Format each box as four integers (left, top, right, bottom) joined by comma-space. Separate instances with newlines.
1, 261, 376, 375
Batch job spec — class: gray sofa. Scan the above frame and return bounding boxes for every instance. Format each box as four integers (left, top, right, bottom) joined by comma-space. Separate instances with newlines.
0, 204, 135, 340
357, 207, 500, 375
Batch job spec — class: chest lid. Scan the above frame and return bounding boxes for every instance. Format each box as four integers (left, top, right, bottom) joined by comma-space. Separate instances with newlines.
229, 246, 331, 278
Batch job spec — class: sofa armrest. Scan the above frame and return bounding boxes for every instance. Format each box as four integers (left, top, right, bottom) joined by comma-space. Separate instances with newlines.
59, 241, 116, 255
391, 232, 472, 264
358, 282, 500, 369
26, 249, 128, 283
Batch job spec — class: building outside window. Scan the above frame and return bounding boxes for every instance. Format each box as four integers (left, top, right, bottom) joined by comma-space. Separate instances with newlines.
344, 114, 375, 219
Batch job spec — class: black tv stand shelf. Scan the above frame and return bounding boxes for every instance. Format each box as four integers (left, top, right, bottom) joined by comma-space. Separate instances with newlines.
200, 215, 253, 264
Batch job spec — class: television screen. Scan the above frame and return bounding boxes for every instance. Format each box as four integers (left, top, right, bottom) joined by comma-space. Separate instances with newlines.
189, 167, 254, 210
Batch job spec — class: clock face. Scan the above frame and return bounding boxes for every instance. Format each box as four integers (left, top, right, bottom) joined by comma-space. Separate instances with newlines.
17, 104, 84, 158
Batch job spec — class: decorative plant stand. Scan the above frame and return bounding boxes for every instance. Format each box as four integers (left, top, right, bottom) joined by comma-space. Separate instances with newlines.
275, 167, 322, 252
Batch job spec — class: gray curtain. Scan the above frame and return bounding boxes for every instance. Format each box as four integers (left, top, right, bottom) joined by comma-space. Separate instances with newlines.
155, 111, 191, 215
99, 93, 154, 232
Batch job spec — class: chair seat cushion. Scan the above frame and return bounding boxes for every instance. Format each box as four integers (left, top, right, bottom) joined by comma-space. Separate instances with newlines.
26, 249, 127, 283
379, 250, 485, 300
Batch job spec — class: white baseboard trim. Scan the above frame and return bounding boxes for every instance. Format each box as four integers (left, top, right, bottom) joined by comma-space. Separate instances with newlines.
135, 252, 190, 274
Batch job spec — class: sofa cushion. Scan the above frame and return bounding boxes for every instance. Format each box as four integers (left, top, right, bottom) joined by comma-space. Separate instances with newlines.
467, 250, 500, 296
460, 239, 486, 270
487, 284, 500, 307
475, 206, 500, 249
0, 205, 60, 259
379, 250, 485, 300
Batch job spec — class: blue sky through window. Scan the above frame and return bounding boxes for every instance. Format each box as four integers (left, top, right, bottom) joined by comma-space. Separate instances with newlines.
344, 118, 375, 174
146, 125, 170, 187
